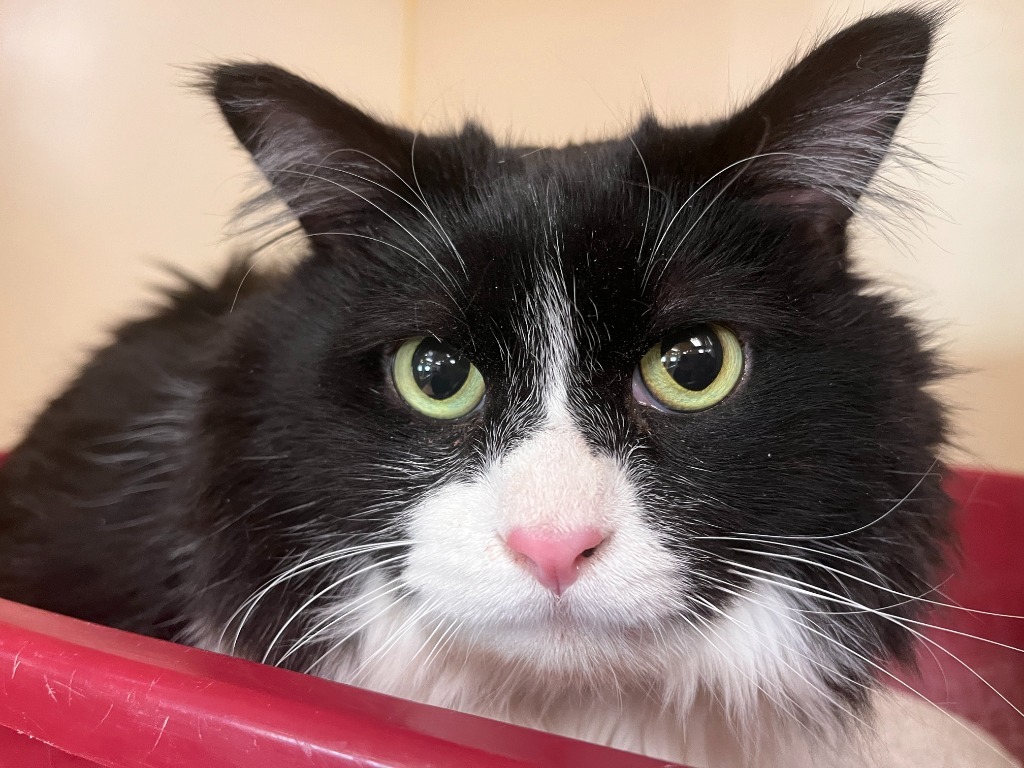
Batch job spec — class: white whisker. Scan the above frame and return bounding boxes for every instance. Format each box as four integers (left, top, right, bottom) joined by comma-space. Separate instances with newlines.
695, 571, 1016, 763
261, 553, 408, 664
220, 540, 411, 654
278, 580, 406, 666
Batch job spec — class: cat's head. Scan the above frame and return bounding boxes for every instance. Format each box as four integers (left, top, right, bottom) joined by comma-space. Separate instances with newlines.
190, 8, 948, 726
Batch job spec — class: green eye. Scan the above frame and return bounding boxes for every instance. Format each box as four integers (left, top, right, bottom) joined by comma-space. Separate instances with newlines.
393, 336, 485, 419
637, 324, 743, 412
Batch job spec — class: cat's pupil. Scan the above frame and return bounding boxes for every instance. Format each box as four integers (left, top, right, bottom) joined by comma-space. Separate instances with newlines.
660, 325, 723, 391
411, 337, 471, 400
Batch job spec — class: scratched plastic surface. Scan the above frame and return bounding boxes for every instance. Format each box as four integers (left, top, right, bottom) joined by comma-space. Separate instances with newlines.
0, 597, 688, 768
0, 468, 1020, 766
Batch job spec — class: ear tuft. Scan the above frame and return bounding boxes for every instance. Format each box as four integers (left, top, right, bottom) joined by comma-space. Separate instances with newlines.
199, 62, 414, 234
721, 7, 945, 221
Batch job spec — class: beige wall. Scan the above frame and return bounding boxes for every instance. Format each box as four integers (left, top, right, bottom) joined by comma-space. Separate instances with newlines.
2, 1, 1022, 471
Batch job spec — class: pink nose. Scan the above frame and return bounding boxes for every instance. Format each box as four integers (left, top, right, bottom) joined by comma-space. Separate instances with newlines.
505, 527, 606, 596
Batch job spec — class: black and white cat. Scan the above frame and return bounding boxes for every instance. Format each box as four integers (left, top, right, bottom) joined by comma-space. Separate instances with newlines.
0, 7, 1013, 767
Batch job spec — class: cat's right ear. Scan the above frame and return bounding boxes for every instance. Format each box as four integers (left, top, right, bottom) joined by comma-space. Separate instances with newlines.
205, 63, 418, 234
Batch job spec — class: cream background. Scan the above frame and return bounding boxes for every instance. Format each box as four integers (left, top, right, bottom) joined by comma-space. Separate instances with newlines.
1, 0, 1022, 471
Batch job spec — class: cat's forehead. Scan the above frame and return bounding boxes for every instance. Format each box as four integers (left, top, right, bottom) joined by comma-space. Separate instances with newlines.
435, 166, 650, 353
401, 149, 775, 345
327, 134, 795, 359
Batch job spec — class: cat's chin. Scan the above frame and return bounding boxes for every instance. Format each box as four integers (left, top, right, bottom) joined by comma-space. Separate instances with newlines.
417, 591, 686, 673
469, 618, 666, 670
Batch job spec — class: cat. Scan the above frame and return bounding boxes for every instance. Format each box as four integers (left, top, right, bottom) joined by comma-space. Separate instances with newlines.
0, 7, 1015, 767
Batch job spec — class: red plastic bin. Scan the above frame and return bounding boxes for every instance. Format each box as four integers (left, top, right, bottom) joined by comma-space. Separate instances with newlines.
0, 467, 1020, 767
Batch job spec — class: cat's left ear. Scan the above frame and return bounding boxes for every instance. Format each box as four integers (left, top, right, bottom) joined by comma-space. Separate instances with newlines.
712, 9, 940, 230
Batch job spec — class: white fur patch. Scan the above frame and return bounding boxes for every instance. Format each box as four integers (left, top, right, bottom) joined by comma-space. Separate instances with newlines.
399, 425, 683, 660
316, 580, 862, 767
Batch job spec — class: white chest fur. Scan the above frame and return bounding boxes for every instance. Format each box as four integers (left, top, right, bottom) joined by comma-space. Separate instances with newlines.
316, 584, 1019, 768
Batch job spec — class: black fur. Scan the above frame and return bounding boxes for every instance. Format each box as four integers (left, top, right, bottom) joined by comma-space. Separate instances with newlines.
0, 8, 949, 724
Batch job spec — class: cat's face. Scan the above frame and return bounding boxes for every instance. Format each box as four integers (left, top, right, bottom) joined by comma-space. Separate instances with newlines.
190, 10, 949, 720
